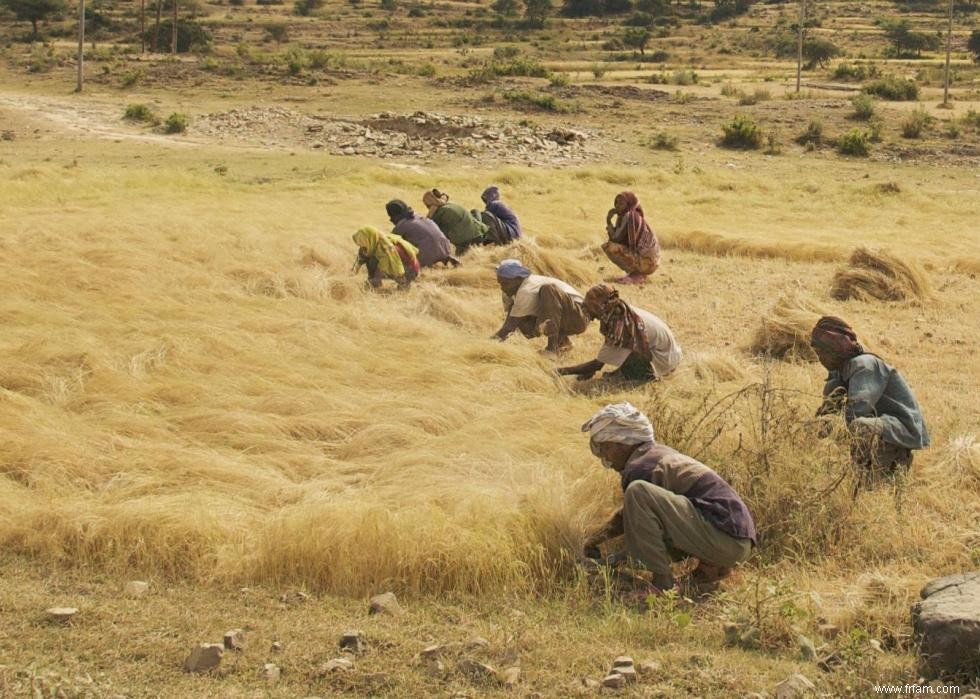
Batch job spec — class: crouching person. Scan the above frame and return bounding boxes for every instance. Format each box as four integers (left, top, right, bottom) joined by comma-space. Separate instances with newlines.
581, 402, 756, 599
353, 226, 420, 290
810, 316, 929, 486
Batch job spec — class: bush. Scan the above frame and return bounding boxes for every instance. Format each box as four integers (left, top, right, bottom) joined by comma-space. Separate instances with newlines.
738, 88, 770, 105
863, 76, 918, 101
141, 19, 211, 53
969, 29, 980, 63
764, 128, 782, 155
804, 38, 840, 69
417, 62, 436, 77
548, 72, 570, 87
264, 23, 288, 44
720, 115, 762, 150
795, 120, 822, 146
648, 131, 677, 150
502, 90, 569, 112
720, 82, 739, 98
27, 44, 54, 73
851, 93, 876, 120
120, 68, 145, 87
293, 0, 323, 15
837, 129, 869, 156
307, 49, 331, 69
163, 112, 189, 134
123, 103, 157, 123
832, 62, 879, 81
901, 107, 932, 138
672, 68, 697, 85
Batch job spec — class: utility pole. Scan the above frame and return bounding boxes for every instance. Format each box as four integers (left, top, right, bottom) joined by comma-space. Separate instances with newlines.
942, 0, 953, 107
76, 0, 85, 92
140, 0, 146, 53
154, 0, 162, 52
171, 0, 177, 56
796, 0, 805, 93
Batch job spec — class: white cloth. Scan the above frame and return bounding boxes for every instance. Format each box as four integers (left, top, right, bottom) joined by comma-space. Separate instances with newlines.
504, 274, 583, 318
581, 402, 656, 445
596, 306, 682, 378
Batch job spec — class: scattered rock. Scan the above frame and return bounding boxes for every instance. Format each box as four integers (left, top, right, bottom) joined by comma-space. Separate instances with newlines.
723, 622, 741, 646
601, 672, 626, 689
0, 130, 14, 141
457, 658, 497, 681
611, 656, 634, 669
339, 630, 364, 653
270, 641, 283, 652
421, 643, 447, 660
617, 666, 638, 684
261, 663, 280, 683
773, 673, 816, 699
637, 660, 661, 677
279, 590, 309, 604
869, 639, 885, 654
46, 607, 78, 623
465, 637, 490, 651
368, 592, 401, 616
582, 677, 601, 689
223, 629, 246, 651
124, 581, 149, 598
817, 650, 844, 673
798, 634, 818, 661
817, 623, 840, 639
424, 659, 447, 675
499, 666, 520, 687
315, 658, 353, 676
183, 644, 223, 673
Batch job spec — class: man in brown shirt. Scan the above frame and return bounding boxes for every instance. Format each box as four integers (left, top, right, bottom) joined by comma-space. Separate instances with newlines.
581, 403, 756, 595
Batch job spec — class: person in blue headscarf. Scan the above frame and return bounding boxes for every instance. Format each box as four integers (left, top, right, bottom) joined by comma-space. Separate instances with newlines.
491, 259, 588, 354
477, 186, 524, 245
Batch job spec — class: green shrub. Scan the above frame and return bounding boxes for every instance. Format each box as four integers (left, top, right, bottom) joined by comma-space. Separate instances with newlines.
720, 115, 762, 149
592, 64, 606, 79
738, 88, 770, 106
863, 76, 919, 101
901, 107, 932, 139
265, 23, 289, 44
795, 120, 822, 146
649, 131, 678, 150
961, 109, 980, 130
549, 72, 570, 87
851, 93, 876, 120
764, 128, 782, 155
867, 117, 884, 143
294, 0, 323, 15
123, 103, 157, 123
27, 44, 54, 73
837, 129, 869, 156
492, 46, 522, 59
163, 112, 189, 134
417, 62, 437, 77
502, 90, 568, 112
141, 19, 212, 53
672, 68, 697, 86
307, 49, 331, 69
720, 82, 739, 98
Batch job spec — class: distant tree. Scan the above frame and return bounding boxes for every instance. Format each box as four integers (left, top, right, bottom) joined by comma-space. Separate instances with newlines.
635, 0, 668, 14
380, 0, 396, 11
265, 22, 288, 44
561, 0, 629, 16
0, 0, 68, 38
524, 0, 551, 26
882, 19, 942, 57
293, 0, 323, 16
492, 0, 521, 15
622, 25, 651, 54
709, 0, 752, 23
968, 28, 980, 61
804, 37, 840, 68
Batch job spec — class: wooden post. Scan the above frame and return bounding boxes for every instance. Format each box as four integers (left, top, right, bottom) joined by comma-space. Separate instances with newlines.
171, 0, 177, 56
795, 0, 805, 93
942, 0, 953, 107
76, 0, 85, 92
140, 0, 146, 53
154, 0, 162, 52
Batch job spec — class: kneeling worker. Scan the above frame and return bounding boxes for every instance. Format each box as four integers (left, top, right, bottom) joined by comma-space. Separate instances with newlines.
810, 316, 929, 484
492, 259, 587, 354
581, 402, 756, 596
557, 284, 682, 382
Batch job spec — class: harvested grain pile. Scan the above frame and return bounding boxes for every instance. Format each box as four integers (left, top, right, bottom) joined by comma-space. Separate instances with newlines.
437, 239, 597, 291
929, 434, 980, 492
830, 247, 930, 302
749, 291, 827, 360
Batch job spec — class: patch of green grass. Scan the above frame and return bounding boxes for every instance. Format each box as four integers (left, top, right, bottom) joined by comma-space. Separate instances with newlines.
863, 75, 918, 101
837, 129, 870, 157
502, 90, 569, 112
163, 113, 189, 134
123, 103, 158, 124
720, 115, 762, 150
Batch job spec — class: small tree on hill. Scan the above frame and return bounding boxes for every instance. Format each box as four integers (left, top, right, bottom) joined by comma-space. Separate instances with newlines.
0, 0, 68, 38
524, 0, 551, 27
968, 28, 980, 62
622, 26, 651, 54
882, 19, 942, 57
804, 37, 840, 68
294, 0, 322, 16
492, 0, 521, 15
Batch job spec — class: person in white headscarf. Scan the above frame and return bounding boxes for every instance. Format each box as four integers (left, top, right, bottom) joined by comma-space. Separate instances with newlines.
581, 402, 756, 599
491, 259, 588, 354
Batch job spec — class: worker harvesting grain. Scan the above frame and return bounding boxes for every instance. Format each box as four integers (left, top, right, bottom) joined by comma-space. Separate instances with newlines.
557, 284, 682, 383
477, 185, 523, 245
353, 226, 420, 290
385, 199, 459, 268
810, 316, 930, 485
581, 403, 756, 600
602, 191, 661, 285
423, 188, 488, 255
492, 259, 588, 354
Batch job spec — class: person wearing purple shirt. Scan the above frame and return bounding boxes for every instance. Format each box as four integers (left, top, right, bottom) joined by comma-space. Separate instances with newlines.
581, 403, 756, 598
480, 185, 523, 244
385, 200, 459, 268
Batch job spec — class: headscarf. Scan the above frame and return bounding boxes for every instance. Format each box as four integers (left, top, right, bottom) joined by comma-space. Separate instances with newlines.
423, 188, 449, 218
608, 191, 655, 254
481, 186, 501, 205
581, 402, 656, 445
495, 259, 531, 280
386, 199, 413, 225
810, 316, 864, 363
352, 226, 417, 278
584, 284, 651, 360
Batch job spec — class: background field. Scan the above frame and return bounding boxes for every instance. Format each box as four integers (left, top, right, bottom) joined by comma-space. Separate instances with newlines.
1, 0, 979, 696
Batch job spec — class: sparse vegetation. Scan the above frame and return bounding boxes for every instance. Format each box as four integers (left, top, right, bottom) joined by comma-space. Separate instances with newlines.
901, 107, 932, 139
720, 115, 762, 150
163, 112, 189, 133
863, 75, 919, 101
648, 131, 678, 150
123, 103, 157, 123
837, 128, 870, 156
502, 89, 569, 112
795, 120, 823, 147
851, 93, 876, 120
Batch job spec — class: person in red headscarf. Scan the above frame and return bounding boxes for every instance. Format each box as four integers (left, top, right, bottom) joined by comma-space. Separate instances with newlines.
602, 191, 662, 285
810, 316, 929, 487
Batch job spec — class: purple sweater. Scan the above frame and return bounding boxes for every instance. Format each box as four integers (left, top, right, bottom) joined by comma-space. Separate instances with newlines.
620, 443, 757, 544
485, 201, 523, 241
393, 214, 452, 267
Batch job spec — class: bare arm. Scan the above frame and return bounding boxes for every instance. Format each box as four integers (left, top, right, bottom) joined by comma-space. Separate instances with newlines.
493, 315, 521, 341
557, 359, 605, 381
584, 508, 624, 551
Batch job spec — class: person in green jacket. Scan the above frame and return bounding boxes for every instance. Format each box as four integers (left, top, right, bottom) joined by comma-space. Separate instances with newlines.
422, 188, 487, 255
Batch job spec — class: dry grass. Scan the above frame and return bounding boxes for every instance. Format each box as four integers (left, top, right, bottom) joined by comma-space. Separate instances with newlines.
830, 247, 931, 302
749, 291, 829, 361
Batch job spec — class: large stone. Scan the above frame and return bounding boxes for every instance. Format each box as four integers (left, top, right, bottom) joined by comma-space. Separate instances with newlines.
368, 592, 402, 616
637, 660, 661, 678
315, 658, 353, 676
46, 607, 78, 623
457, 658, 496, 681
601, 672, 625, 689
339, 630, 364, 653
223, 629, 246, 650
183, 644, 223, 673
912, 571, 980, 679
617, 666, 638, 684
261, 663, 280, 683
611, 655, 634, 669
773, 673, 816, 699
499, 666, 520, 687
124, 581, 149, 598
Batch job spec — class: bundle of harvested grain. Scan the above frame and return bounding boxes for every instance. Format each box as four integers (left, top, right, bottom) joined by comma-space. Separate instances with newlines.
830, 247, 930, 302
437, 239, 596, 290
750, 291, 828, 361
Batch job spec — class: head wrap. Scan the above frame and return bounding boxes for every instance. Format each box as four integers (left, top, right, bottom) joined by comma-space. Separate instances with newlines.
386, 199, 413, 224
609, 191, 655, 254
584, 284, 651, 360
481, 186, 501, 204
352, 226, 417, 278
810, 316, 864, 364
581, 402, 656, 445
423, 188, 449, 217
495, 259, 531, 280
